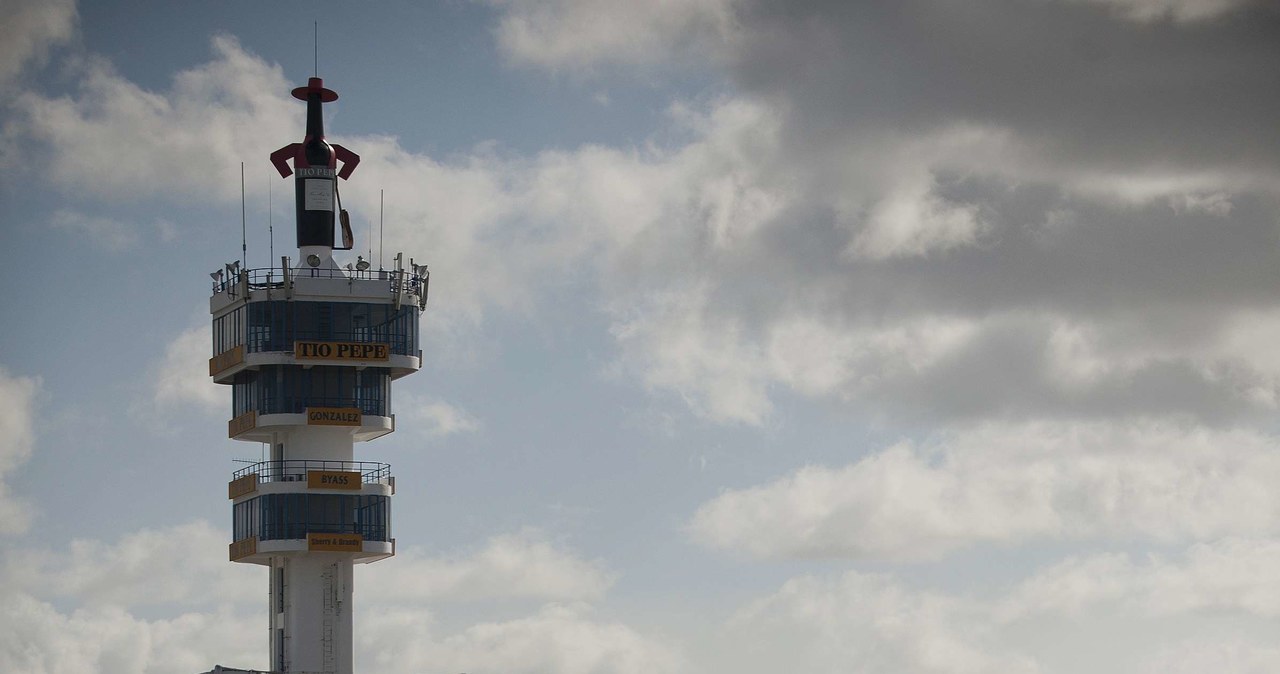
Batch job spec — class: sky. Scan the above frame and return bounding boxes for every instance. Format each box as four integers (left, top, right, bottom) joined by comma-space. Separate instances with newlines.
2, 0, 1280, 672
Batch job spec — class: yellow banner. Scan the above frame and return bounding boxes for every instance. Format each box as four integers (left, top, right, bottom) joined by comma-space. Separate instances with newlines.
229, 537, 257, 561
307, 407, 362, 426
209, 344, 245, 376
228, 410, 257, 438
228, 473, 259, 499
294, 341, 389, 361
307, 470, 362, 490
308, 533, 363, 552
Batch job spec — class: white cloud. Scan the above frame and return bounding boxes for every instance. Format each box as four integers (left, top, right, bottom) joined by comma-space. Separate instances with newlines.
397, 392, 481, 438
718, 571, 1037, 674
151, 324, 221, 413
485, 0, 740, 71
0, 593, 262, 674
1000, 537, 1280, 620
1063, 0, 1256, 22
363, 530, 614, 603
611, 283, 773, 425
2, 520, 259, 609
0, 366, 40, 535
0, 0, 75, 89
50, 209, 139, 251
359, 603, 686, 674
714, 539, 1280, 674
9, 35, 294, 202
690, 421, 1280, 560
848, 176, 987, 261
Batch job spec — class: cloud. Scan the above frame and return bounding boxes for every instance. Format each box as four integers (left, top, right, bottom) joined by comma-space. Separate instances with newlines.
397, 392, 481, 438
999, 537, 1280, 620
718, 571, 1037, 674
50, 209, 140, 251
8, 34, 294, 202
484, 0, 740, 71
1063, 0, 1260, 23
715, 539, 1280, 674
0, 366, 40, 535
12, 14, 1280, 429
0, 0, 76, 89
359, 603, 686, 674
690, 421, 1280, 560
2, 520, 259, 609
363, 530, 614, 603
151, 324, 221, 414
0, 594, 262, 674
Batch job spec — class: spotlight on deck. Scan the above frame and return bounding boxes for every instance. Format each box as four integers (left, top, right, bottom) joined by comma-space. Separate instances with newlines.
356, 255, 370, 272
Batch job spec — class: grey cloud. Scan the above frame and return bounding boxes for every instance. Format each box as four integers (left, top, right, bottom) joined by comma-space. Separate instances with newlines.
729, 0, 1280, 174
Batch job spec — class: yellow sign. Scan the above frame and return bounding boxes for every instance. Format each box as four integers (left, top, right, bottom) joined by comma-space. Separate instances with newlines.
209, 344, 245, 376
228, 410, 257, 437
228, 473, 259, 499
294, 341, 389, 362
229, 537, 258, 561
307, 470, 362, 490
308, 532, 363, 552
307, 407, 362, 426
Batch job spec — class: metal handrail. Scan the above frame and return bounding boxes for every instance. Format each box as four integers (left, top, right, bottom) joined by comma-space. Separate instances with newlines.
233, 459, 391, 484
212, 266, 427, 301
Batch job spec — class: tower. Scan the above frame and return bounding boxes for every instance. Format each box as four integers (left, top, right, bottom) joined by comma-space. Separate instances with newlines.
209, 77, 427, 674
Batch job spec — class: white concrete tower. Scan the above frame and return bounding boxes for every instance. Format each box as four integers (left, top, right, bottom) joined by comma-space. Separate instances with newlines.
209, 77, 427, 674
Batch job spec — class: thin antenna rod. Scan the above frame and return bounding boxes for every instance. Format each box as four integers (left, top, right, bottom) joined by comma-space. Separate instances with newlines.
268, 174, 274, 264
314, 22, 318, 76
240, 162, 247, 269
379, 188, 385, 269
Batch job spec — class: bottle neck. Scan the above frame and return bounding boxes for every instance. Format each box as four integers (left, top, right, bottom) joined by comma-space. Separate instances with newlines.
305, 93, 325, 140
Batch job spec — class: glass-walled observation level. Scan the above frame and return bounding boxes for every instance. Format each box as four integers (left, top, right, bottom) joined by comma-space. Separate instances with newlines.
233, 492, 391, 542
228, 460, 395, 565
232, 366, 391, 418
211, 298, 421, 384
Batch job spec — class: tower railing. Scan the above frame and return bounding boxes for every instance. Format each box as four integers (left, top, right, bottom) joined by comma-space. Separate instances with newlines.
233, 459, 391, 484
212, 266, 428, 304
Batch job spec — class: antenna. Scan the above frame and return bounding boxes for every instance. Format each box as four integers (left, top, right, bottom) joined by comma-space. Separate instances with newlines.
268, 174, 274, 264
379, 188, 385, 269
314, 22, 318, 77
240, 162, 247, 270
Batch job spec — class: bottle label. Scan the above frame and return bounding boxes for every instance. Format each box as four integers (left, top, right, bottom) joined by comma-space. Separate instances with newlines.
304, 178, 334, 211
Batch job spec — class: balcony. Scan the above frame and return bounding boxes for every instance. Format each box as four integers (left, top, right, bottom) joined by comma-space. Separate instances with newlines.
232, 459, 391, 485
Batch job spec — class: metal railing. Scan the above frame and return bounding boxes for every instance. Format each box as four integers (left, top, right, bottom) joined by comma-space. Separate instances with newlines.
232, 459, 391, 484
212, 266, 428, 307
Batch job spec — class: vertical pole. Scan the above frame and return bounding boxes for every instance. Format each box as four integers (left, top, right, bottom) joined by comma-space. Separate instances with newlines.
241, 162, 247, 271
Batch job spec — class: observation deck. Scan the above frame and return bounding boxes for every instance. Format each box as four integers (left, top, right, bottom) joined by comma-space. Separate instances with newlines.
209, 264, 428, 384
209, 260, 427, 442
228, 460, 396, 565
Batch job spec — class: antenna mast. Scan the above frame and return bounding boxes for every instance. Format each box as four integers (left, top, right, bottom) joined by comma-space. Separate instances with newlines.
240, 162, 247, 269
379, 188, 385, 269
268, 175, 274, 263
